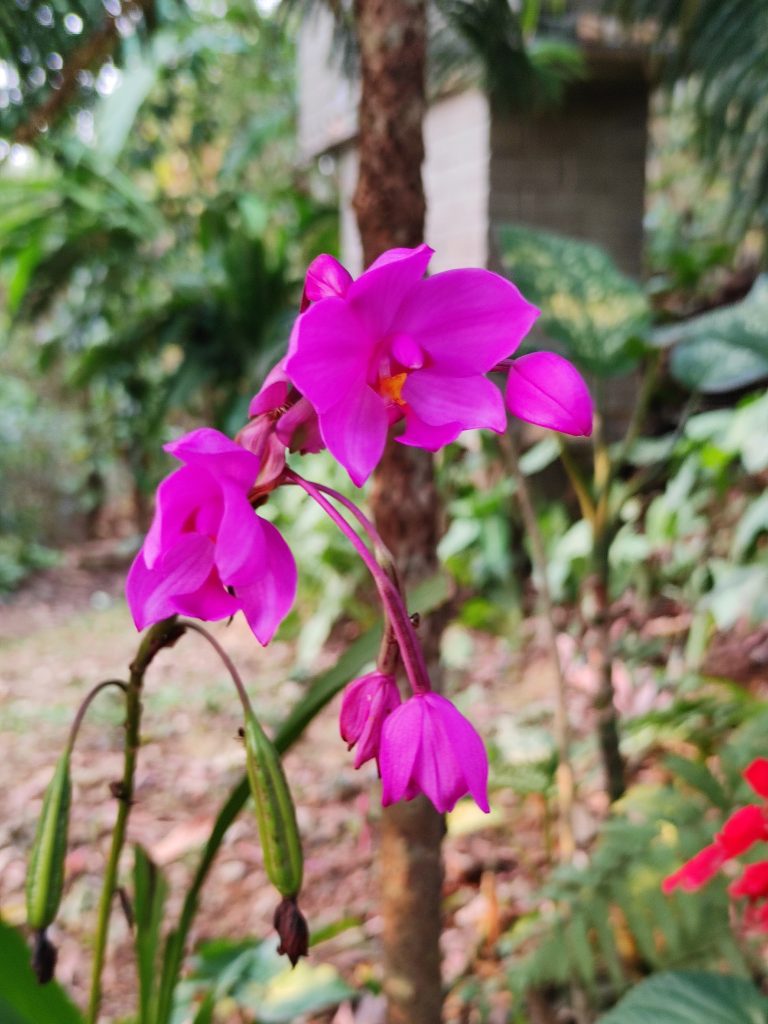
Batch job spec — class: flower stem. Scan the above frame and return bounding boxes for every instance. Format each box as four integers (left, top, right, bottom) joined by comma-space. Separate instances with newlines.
66, 680, 127, 756
179, 620, 254, 716
286, 471, 430, 694
86, 618, 185, 1024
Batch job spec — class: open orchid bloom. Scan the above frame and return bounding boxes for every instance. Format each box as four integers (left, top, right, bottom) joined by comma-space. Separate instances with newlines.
663, 758, 768, 930
378, 693, 490, 814
126, 428, 297, 645
286, 244, 584, 486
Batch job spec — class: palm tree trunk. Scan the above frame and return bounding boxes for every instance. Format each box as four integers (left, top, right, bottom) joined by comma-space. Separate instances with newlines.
352, 3, 445, 1022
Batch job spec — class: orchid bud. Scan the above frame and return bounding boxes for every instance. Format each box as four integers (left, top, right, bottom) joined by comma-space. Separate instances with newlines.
340, 671, 401, 769
505, 351, 593, 437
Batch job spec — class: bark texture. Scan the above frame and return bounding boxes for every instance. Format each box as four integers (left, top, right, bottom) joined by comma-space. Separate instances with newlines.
352, 3, 445, 1022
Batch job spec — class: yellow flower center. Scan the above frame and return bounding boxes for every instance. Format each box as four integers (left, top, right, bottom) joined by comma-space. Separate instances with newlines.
379, 372, 408, 406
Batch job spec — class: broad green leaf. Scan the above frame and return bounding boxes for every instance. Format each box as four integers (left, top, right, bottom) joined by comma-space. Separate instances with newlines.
599, 970, 768, 1023
657, 276, 768, 393
0, 921, 84, 1024
496, 225, 651, 376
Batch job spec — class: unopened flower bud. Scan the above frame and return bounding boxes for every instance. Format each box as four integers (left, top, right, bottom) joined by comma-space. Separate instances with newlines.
273, 896, 309, 966
340, 671, 401, 769
236, 414, 287, 499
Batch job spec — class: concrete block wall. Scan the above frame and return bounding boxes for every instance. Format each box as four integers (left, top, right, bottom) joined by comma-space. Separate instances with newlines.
488, 78, 648, 277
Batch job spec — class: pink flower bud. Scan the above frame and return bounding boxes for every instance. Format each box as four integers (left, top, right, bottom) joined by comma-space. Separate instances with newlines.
340, 671, 401, 769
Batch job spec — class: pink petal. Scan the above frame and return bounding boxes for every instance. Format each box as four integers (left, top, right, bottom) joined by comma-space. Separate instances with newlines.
302, 253, 353, 309
126, 534, 215, 629
214, 481, 266, 587
276, 397, 324, 454
126, 551, 176, 630
662, 843, 726, 893
236, 519, 297, 645
425, 693, 489, 813
165, 428, 260, 488
380, 701, 424, 806
286, 298, 372, 414
347, 245, 433, 337
249, 380, 289, 417
319, 386, 389, 487
745, 759, 768, 799
391, 333, 424, 369
143, 466, 215, 569
506, 352, 593, 437
172, 569, 239, 621
397, 411, 463, 451
394, 269, 539, 374
403, 370, 506, 432
354, 677, 401, 769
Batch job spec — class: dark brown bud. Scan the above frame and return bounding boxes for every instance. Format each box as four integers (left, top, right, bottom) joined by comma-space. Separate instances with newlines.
410, 612, 420, 628
32, 928, 57, 984
273, 896, 309, 967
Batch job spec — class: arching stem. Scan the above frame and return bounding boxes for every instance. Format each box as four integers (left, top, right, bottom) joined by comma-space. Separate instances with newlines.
66, 679, 127, 756
286, 470, 430, 694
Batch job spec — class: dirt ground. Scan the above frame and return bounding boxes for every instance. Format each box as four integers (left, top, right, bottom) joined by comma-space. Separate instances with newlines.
0, 547, 557, 1023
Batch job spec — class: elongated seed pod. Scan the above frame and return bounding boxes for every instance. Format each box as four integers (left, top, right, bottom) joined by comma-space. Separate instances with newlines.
26, 752, 71, 930
244, 710, 303, 899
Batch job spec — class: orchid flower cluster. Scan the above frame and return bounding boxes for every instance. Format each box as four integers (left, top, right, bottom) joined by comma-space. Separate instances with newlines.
663, 757, 768, 932
127, 244, 593, 815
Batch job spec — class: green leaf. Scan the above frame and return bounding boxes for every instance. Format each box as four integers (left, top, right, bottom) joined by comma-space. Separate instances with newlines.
599, 970, 768, 1023
657, 276, 768, 394
134, 845, 169, 1024
0, 921, 84, 1024
496, 225, 651, 376
664, 754, 730, 810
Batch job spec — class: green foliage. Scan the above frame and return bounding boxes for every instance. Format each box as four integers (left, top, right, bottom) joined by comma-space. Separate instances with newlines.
506, 780, 750, 1008
431, 0, 583, 111
0, 921, 84, 1024
171, 936, 354, 1024
133, 846, 170, 1024
497, 225, 652, 376
654, 276, 768, 394
599, 971, 768, 1024
613, 0, 768, 231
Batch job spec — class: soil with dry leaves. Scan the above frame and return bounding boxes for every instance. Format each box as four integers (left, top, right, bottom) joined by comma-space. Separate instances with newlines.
0, 546, 563, 1024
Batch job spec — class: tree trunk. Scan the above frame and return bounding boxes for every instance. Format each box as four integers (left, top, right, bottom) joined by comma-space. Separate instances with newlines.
352, 3, 445, 1022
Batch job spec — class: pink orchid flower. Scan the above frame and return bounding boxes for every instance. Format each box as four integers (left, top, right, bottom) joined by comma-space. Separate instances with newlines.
126, 428, 297, 645
378, 692, 490, 814
285, 245, 543, 485
339, 671, 401, 769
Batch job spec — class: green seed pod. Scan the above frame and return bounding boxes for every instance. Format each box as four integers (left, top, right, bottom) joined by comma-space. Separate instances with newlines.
26, 752, 71, 931
244, 710, 303, 899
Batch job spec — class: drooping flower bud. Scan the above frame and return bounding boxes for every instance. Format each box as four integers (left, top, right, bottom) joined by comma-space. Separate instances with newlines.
379, 693, 490, 814
273, 896, 310, 966
339, 671, 401, 769
300, 253, 353, 311
238, 360, 324, 500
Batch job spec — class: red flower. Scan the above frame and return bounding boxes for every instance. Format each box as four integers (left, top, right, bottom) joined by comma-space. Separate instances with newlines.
663, 757, 768, 932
